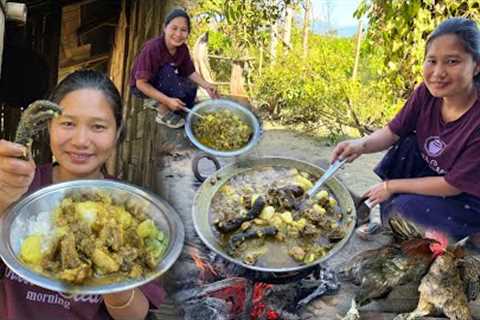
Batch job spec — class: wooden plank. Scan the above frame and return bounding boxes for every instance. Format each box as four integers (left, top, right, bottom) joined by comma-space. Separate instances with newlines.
230, 62, 247, 97
59, 52, 109, 68
61, 0, 99, 11
64, 43, 91, 60
62, 6, 80, 37
208, 54, 254, 61
77, 16, 117, 38
105, 0, 128, 175
118, 0, 139, 181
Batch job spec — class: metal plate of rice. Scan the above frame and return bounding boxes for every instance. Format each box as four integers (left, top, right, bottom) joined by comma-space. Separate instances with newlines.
0, 179, 184, 294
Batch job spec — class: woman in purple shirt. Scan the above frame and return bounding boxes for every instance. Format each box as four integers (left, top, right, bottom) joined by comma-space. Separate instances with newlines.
332, 17, 480, 245
130, 8, 219, 128
0, 70, 165, 319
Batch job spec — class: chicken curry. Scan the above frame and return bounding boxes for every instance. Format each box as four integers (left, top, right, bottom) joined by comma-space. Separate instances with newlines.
19, 190, 168, 284
210, 166, 350, 267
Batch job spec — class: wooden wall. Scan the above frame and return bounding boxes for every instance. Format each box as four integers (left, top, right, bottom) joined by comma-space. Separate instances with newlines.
0, 0, 61, 164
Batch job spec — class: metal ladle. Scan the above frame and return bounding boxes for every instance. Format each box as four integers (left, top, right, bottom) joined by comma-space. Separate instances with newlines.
296, 158, 348, 211
179, 105, 205, 119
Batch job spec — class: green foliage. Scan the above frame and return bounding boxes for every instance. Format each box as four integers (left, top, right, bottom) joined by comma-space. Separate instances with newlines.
355, 0, 480, 98
193, 0, 298, 56
251, 35, 401, 137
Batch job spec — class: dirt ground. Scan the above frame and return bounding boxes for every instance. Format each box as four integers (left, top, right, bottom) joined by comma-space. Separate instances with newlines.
152, 129, 479, 320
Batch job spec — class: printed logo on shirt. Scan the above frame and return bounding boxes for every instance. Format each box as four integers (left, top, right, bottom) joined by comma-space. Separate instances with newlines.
424, 136, 446, 157
421, 153, 447, 175
26, 290, 71, 309
5, 268, 102, 310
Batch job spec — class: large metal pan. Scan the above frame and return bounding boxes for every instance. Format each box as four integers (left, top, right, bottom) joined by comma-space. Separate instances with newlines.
192, 156, 356, 274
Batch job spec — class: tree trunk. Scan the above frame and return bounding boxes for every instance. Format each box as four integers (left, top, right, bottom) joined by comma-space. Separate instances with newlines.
303, 0, 311, 58
270, 22, 278, 61
283, 5, 293, 47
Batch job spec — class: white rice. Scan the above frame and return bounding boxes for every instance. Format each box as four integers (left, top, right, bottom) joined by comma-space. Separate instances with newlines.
14, 211, 55, 253
32, 211, 56, 252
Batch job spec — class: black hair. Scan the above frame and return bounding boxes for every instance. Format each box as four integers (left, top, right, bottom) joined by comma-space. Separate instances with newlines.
426, 17, 480, 82
49, 69, 125, 143
164, 8, 191, 33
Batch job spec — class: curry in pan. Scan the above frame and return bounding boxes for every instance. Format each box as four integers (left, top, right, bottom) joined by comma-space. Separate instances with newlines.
210, 166, 350, 268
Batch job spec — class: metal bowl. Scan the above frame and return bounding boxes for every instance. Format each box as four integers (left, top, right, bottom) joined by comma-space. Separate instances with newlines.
184, 99, 263, 157
0, 179, 185, 295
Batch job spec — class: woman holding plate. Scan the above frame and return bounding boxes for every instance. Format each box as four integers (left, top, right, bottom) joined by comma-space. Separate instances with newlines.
0, 70, 164, 320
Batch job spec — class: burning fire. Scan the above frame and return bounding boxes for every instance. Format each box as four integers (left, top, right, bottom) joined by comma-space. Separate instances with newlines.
188, 245, 218, 279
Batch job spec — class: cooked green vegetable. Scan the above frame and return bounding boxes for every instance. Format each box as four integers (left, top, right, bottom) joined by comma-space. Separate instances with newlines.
193, 110, 252, 151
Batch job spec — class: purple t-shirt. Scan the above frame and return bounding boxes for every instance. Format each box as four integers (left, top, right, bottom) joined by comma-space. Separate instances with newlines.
129, 34, 195, 90
389, 83, 480, 197
0, 163, 166, 320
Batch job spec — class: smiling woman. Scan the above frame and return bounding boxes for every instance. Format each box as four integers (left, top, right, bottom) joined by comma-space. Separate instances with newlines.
0, 70, 166, 320
129, 8, 219, 129
331, 17, 480, 245
49, 89, 118, 182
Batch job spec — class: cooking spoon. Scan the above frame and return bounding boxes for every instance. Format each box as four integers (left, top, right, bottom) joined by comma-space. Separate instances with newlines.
179, 105, 206, 119
296, 158, 347, 211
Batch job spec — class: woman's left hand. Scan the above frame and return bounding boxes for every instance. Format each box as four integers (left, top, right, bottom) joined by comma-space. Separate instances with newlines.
103, 288, 149, 320
362, 181, 393, 207
203, 83, 219, 99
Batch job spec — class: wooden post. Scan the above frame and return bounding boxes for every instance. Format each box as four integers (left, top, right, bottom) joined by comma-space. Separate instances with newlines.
352, 19, 363, 80
192, 32, 214, 83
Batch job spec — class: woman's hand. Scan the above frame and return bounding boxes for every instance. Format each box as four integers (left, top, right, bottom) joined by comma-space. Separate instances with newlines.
165, 97, 186, 111
203, 82, 219, 99
0, 140, 35, 213
331, 138, 365, 163
103, 288, 149, 320
362, 181, 393, 207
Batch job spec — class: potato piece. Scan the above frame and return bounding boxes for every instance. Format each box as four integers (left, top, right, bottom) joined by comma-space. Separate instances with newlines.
304, 253, 316, 264
328, 197, 337, 207
253, 218, 268, 225
75, 201, 99, 226
293, 218, 307, 230
259, 206, 275, 220
136, 219, 156, 238
280, 211, 293, 224
112, 206, 133, 228
294, 175, 313, 191
20, 235, 44, 265
312, 204, 326, 215
271, 215, 283, 229
314, 190, 329, 200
